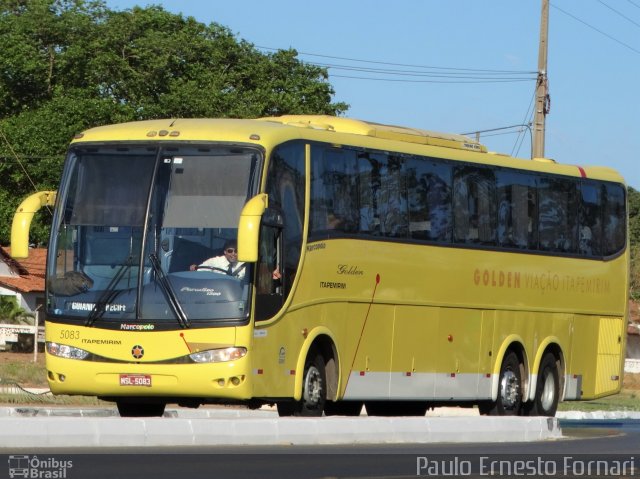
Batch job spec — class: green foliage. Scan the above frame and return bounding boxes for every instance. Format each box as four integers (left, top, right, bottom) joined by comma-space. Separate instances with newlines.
0, 0, 348, 246
628, 187, 640, 248
0, 296, 35, 324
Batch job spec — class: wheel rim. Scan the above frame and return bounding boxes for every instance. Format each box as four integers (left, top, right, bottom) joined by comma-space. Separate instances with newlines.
500, 369, 520, 409
540, 368, 556, 411
303, 365, 323, 406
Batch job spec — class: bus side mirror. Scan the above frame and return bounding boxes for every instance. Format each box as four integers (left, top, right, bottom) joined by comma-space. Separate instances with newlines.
11, 190, 57, 259
237, 193, 268, 263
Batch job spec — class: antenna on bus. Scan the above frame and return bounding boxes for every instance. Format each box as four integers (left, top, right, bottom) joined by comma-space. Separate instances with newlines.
533, 0, 550, 158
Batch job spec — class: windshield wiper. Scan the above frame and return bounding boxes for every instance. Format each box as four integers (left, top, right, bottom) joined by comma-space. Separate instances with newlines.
149, 253, 190, 328
86, 256, 134, 327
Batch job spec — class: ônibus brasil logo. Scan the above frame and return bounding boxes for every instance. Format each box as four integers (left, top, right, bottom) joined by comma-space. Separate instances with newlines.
8, 455, 73, 478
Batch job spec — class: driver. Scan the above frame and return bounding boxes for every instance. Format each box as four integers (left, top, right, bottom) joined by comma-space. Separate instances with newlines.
190, 240, 246, 278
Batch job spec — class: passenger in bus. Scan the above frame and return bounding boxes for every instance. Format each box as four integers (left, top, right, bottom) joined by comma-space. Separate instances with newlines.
327, 213, 346, 230
190, 240, 246, 278
579, 223, 595, 256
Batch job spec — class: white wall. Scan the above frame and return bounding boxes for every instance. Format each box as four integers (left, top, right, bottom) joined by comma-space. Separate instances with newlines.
0, 263, 14, 276
0, 287, 40, 316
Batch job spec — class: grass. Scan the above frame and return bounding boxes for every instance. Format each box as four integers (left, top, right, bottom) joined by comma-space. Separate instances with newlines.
0, 392, 109, 406
0, 355, 110, 406
557, 389, 640, 412
0, 358, 47, 388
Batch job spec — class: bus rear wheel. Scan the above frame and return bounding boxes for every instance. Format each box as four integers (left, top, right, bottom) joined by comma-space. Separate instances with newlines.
524, 352, 559, 417
480, 351, 523, 416
277, 351, 327, 417
116, 401, 166, 417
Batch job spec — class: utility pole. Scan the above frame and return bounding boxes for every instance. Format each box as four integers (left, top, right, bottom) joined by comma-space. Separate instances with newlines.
533, 0, 550, 158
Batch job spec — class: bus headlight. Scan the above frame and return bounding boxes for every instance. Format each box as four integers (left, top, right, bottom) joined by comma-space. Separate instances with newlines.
46, 342, 90, 360
189, 347, 247, 363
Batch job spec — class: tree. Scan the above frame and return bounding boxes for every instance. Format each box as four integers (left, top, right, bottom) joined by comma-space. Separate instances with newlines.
0, 0, 348, 246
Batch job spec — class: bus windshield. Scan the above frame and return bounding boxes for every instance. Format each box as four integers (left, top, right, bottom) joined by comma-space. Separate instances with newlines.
47, 144, 261, 326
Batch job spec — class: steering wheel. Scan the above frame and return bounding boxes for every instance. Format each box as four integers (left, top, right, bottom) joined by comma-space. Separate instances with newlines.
195, 265, 230, 275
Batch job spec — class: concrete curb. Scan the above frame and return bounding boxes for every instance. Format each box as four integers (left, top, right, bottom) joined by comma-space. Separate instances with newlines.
556, 410, 640, 420
0, 407, 562, 447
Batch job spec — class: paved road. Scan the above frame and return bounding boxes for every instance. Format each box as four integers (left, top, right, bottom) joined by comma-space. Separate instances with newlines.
3, 422, 638, 479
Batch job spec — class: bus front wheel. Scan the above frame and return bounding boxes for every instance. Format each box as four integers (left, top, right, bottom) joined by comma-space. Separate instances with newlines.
277, 351, 327, 417
524, 352, 559, 417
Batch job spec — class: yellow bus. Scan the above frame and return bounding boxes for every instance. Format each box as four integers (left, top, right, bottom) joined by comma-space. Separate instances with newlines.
11, 115, 628, 417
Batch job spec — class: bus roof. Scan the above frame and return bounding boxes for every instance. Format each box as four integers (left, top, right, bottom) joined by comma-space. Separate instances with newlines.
72, 115, 625, 185
257, 115, 487, 153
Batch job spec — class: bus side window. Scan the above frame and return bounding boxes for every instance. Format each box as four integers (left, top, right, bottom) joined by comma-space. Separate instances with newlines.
310, 146, 359, 234
603, 183, 626, 256
453, 166, 496, 245
356, 151, 409, 238
496, 171, 537, 250
266, 142, 305, 297
377, 155, 409, 238
255, 223, 283, 322
538, 177, 578, 253
406, 158, 452, 242
579, 182, 602, 257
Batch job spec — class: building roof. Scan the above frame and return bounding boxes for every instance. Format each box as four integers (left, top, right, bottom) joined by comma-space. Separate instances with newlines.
0, 247, 47, 293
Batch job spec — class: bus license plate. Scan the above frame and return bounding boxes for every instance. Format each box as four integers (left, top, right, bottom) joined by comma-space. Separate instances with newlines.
119, 374, 152, 387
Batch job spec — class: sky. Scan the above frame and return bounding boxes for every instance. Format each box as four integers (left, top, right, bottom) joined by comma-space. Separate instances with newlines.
104, 0, 640, 189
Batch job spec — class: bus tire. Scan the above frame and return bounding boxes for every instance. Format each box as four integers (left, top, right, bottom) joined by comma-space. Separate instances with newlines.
524, 352, 559, 417
276, 351, 326, 417
116, 401, 166, 417
324, 401, 363, 416
484, 351, 523, 416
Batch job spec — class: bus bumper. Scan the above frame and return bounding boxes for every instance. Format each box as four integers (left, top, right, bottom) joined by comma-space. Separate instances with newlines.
45, 352, 253, 400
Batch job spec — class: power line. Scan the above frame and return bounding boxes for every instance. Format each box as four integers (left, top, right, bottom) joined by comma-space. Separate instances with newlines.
626, 0, 640, 10
512, 91, 536, 158
258, 47, 537, 84
475, 129, 527, 139
550, 2, 640, 55
314, 64, 535, 83
597, 0, 640, 30
0, 126, 39, 192
310, 61, 535, 79
461, 124, 532, 137
329, 74, 534, 84
256, 45, 536, 75
0, 127, 55, 220
0, 155, 62, 161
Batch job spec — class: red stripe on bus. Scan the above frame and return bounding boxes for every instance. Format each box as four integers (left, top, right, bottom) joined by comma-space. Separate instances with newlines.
577, 166, 587, 178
